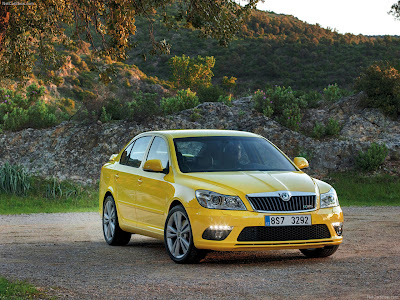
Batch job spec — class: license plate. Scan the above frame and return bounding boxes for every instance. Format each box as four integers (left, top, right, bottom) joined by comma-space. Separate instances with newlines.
265, 215, 311, 226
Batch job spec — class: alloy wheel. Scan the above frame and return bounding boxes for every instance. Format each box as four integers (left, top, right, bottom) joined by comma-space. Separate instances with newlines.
166, 211, 191, 259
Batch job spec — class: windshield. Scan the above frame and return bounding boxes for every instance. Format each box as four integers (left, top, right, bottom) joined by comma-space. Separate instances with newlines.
174, 136, 296, 173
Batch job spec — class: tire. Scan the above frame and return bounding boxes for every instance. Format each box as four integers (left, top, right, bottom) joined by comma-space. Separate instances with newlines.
164, 205, 207, 264
300, 245, 339, 258
102, 195, 131, 246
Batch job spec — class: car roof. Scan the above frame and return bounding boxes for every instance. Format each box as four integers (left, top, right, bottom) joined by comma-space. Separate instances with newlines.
145, 129, 260, 139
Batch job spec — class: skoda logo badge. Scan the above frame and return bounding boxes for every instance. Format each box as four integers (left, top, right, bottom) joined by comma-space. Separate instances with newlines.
279, 192, 291, 201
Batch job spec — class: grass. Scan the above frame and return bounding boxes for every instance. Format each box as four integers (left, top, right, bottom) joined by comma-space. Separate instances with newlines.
0, 192, 98, 215
0, 276, 49, 299
0, 176, 98, 215
328, 172, 400, 206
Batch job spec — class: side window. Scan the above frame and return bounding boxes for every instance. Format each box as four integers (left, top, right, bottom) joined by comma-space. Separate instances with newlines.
127, 136, 152, 168
146, 137, 169, 169
120, 142, 134, 165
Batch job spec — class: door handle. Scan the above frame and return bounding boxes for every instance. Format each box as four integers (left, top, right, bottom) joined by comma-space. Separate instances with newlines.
137, 178, 143, 184
115, 174, 119, 179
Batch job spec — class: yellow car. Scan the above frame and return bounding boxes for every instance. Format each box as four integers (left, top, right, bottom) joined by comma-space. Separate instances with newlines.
99, 130, 343, 263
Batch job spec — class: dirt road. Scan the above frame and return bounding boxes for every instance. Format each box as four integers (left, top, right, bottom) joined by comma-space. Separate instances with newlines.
0, 207, 399, 299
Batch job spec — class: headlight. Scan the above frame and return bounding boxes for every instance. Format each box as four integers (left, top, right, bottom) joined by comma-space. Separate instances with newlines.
320, 188, 339, 208
195, 190, 247, 210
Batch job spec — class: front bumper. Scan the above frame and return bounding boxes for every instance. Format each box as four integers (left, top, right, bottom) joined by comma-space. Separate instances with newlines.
188, 206, 343, 251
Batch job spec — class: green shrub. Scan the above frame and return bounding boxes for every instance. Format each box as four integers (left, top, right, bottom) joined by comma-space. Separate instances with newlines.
197, 85, 225, 102
161, 89, 200, 114
323, 83, 343, 101
0, 163, 31, 195
253, 86, 306, 116
355, 62, 400, 116
126, 92, 160, 121
300, 91, 322, 108
325, 118, 341, 136
312, 121, 326, 139
356, 143, 388, 171
100, 107, 112, 123
217, 94, 232, 106
312, 118, 341, 139
280, 103, 301, 131
0, 84, 59, 131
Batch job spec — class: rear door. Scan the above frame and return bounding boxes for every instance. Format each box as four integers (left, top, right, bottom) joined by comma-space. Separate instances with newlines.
114, 136, 152, 224
135, 136, 175, 231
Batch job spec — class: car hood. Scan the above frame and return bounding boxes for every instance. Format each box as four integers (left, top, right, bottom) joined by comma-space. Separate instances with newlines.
182, 171, 318, 196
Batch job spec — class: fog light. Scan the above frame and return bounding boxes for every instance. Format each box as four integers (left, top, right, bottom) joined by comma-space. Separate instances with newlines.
332, 222, 343, 236
202, 226, 233, 241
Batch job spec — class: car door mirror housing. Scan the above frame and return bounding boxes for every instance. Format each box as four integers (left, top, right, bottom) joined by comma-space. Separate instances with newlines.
293, 157, 309, 169
109, 154, 118, 162
143, 159, 165, 173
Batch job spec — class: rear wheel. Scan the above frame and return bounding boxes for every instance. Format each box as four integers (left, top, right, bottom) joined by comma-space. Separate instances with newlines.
300, 245, 339, 258
164, 205, 207, 264
103, 195, 131, 246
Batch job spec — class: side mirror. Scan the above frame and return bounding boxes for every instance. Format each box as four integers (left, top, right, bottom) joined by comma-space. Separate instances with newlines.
293, 157, 309, 170
109, 154, 118, 162
143, 159, 165, 173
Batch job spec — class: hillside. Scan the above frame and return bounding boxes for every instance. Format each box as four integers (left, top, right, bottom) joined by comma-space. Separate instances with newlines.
127, 9, 400, 92
1, 93, 399, 184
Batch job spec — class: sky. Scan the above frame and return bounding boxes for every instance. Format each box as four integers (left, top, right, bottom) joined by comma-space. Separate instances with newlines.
256, 0, 400, 36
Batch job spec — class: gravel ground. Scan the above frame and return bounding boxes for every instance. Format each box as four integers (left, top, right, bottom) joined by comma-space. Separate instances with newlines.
0, 207, 399, 299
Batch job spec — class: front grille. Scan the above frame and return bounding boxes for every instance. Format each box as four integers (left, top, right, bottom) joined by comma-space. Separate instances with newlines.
237, 225, 331, 242
247, 195, 316, 212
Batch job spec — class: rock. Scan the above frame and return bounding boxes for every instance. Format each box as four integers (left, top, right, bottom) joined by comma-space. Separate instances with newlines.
0, 94, 399, 184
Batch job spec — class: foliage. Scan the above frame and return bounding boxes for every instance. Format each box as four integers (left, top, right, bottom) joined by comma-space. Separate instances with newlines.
126, 92, 160, 121
355, 143, 389, 171
169, 55, 215, 90
44, 177, 83, 199
323, 83, 343, 102
197, 85, 226, 102
299, 91, 322, 108
0, 163, 30, 196
253, 86, 306, 130
222, 76, 237, 93
355, 62, 400, 116
161, 89, 199, 114
280, 103, 301, 131
312, 118, 341, 139
0, 84, 65, 131
0, 0, 258, 80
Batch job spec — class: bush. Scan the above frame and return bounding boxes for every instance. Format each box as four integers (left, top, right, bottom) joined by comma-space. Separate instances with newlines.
126, 92, 160, 121
355, 62, 400, 116
161, 89, 199, 114
312, 118, 341, 139
312, 122, 325, 139
0, 84, 60, 131
197, 85, 225, 102
300, 91, 322, 108
280, 103, 301, 131
0, 163, 31, 195
325, 118, 341, 136
169, 55, 215, 90
253, 86, 306, 116
323, 83, 343, 102
356, 143, 388, 171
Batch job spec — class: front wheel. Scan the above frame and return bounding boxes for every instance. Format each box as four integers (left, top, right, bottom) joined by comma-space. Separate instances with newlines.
164, 205, 207, 264
300, 245, 339, 258
103, 195, 131, 246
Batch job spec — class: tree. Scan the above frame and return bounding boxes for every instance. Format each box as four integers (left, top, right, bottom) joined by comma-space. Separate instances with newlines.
0, 0, 259, 81
169, 54, 215, 89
